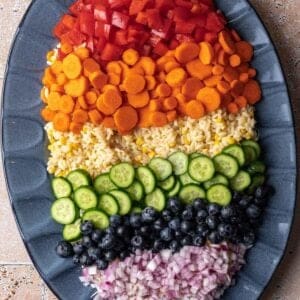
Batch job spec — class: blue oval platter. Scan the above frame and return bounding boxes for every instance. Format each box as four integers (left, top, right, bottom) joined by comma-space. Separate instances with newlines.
1, 0, 297, 299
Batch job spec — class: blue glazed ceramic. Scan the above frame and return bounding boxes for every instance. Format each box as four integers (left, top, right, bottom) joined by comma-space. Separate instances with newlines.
1, 1, 296, 299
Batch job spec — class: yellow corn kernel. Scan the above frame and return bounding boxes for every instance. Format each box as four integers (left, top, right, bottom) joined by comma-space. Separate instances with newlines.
142, 146, 148, 154
183, 136, 191, 145
181, 128, 188, 135
136, 137, 144, 146
148, 151, 156, 158
46, 50, 54, 61
168, 142, 176, 148
227, 137, 236, 144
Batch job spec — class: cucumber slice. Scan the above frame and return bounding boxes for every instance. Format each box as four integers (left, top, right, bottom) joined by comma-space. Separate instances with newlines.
63, 219, 81, 242
148, 158, 172, 181
126, 181, 144, 201
179, 172, 198, 186
74, 187, 98, 210
247, 160, 266, 175
51, 198, 76, 225
242, 146, 258, 165
110, 162, 135, 188
94, 173, 117, 194
98, 194, 119, 216
223, 145, 245, 166
145, 188, 166, 211
136, 166, 156, 194
188, 156, 215, 182
179, 184, 206, 205
213, 154, 239, 178
66, 169, 91, 190
247, 175, 266, 194
159, 176, 176, 191
109, 190, 132, 215
230, 170, 251, 191
206, 184, 232, 206
82, 210, 109, 229
52, 177, 72, 199
131, 206, 143, 213
190, 153, 202, 159
241, 140, 261, 157
167, 180, 181, 197
168, 151, 189, 175
203, 174, 229, 190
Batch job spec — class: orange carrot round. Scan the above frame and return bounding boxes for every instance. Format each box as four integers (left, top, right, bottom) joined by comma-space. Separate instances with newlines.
175, 42, 200, 64
122, 49, 139, 66
53, 112, 70, 132
163, 97, 178, 111
72, 109, 88, 123
114, 106, 138, 132
89, 71, 108, 90
243, 80, 261, 104
166, 110, 177, 123
78, 95, 89, 110
149, 111, 168, 127
123, 73, 146, 94
212, 65, 224, 76
64, 76, 88, 97
156, 83, 172, 97
186, 60, 212, 80
199, 42, 215, 65
218, 31, 236, 55
186, 100, 205, 119
230, 80, 244, 97
102, 89, 122, 111
229, 54, 241, 67
235, 96, 248, 109
197, 87, 221, 112
102, 117, 117, 129
165, 68, 187, 87
248, 68, 257, 78
62, 53, 82, 79
127, 91, 150, 108
239, 73, 249, 83
149, 99, 162, 112
83, 58, 100, 77
60, 95, 75, 114
182, 77, 204, 99
204, 75, 222, 87
227, 102, 239, 114
217, 81, 231, 94
74, 47, 90, 60
223, 66, 239, 82
41, 107, 56, 122
70, 122, 83, 134
47, 92, 61, 111
85, 91, 98, 105
235, 41, 253, 62
106, 61, 122, 74
88, 109, 103, 125
145, 76, 157, 90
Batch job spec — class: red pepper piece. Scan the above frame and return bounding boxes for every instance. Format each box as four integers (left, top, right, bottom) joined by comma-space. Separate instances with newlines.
53, 21, 68, 38
95, 36, 107, 52
69, 0, 85, 16
114, 30, 128, 46
129, 0, 150, 15
204, 32, 217, 43
205, 12, 225, 32
146, 9, 164, 30
169, 38, 179, 50
79, 12, 95, 36
111, 11, 130, 29
100, 43, 122, 60
194, 27, 206, 42
172, 7, 191, 22
60, 29, 86, 45
175, 21, 196, 34
94, 4, 110, 23
175, 0, 193, 9
61, 15, 77, 29
136, 11, 148, 25
153, 41, 169, 56
95, 21, 112, 40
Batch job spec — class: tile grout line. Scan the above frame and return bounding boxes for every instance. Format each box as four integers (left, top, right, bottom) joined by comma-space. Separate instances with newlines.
0, 261, 33, 265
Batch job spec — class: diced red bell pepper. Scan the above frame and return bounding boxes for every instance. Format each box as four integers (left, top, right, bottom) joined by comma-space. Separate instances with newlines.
146, 9, 163, 30
200, 0, 214, 8
114, 30, 128, 46
83, 4, 93, 13
108, 0, 130, 9
173, 7, 191, 22
111, 11, 130, 29
100, 43, 122, 60
175, 33, 193, 42
205, 12, 225, 32
60, 29, 86, 45
194, 27, 206, 42
192, 14, 207, 27
153, 41, 169, 56
57, 48, 67, 60
175, 0, 193, 9
169, 38, 179, 50
155, 0, 174, 11
53, 21, 68, 38
151, 18, 172, 39
136, 12, 148, 25
95, 21, 112, 39
149, 35, 161, 46
88, 0, 109, 7
69, 0, 85, 16
61, 15, 77, 29
79, 12, 95, 36
197, 3, 210, 15
204, 32, 217, 43
142, 44, 151, 56
86, 36, 95, 52
95, 36, 107, 52
175, 21, 196, 34
129, 0, 150, 15
94, 4, 110, 23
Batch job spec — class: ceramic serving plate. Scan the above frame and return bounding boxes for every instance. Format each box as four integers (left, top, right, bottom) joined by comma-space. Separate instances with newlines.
1, 0, 297, 299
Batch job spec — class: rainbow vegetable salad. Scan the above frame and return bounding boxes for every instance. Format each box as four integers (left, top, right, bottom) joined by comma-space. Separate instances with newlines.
41, 0, 274, 299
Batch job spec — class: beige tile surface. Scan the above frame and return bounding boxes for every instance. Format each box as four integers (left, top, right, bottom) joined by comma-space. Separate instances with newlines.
0, 0, 299, 300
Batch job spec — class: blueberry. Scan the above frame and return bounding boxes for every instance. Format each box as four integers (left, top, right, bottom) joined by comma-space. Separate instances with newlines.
104, 250, 117, 262
130, 213, 142, 227
193, 235, 205, 247
246, 205, 262, 219
255, 185, 274, 199
142, 207, 158, 223
87, 247, 102, 260
237, 222, 251, 233
193, 198, 206, 210
238, 195, 253, 208
104, 227, 115, 235
217, 223, 233, 238
207, 204, 220, 216
169, 240, 180, 253
96, 259, 108, 270
101, 234, 116, 249
162, 209, 173, 222
80, 253, 93, 266
73, 254, 80, 265
208, 231, 221, 244
206, 216, 219, 230
174, 230, 183, 239
119, 250, 130, 261
82, 236, 93, 248
181, 206, 194, 220
220, 205, 235, 220
131, 235, 144, 248
181, 235, 192, 246
154, 218, 165, 231
253, 196, 267, 207
123, 215, 131, 226
196, 209, 208, 224
153, 239, 164, 252
232, 191, 242, 202
139, 225, 151, 236
116, 225, 130, 237
80, 220, 94, 236
91, 229, 104, 242
181, 221, 194, 233
168, 218, 181, 231
73, 242, 84, 255
160, 228, 174, 242
243, 231, 256, 246
249, 216, 262, 227
110, 215, 123, 227
167, 197, 182, 214
195, 224, 209, 237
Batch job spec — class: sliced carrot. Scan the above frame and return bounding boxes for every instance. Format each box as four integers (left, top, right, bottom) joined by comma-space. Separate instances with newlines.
165, 68, 187, 87
62, 53, 82, 79
199, 42, 215, 65
56, 73, 68, 85
235, 41, 253, 62
186, 60, 212, 80
164, 61, 180, 73
204, 75, 222, 87
123, 73, 146, 94
230, 80, 244, 97
227, 102, 239, 114
108, 73, 121, 85
53, 112, 70, 132
114, 106, 138, 132
223, 66, 239, 82
102, 116, 117, 129
96, 95, 115, 115
248, 68, 257, 78
231, 29, 241, 42
157, 56, 175, 71
89, 71, 108, 90
212, 65, 224, 76
175, 42, 200, 64
50, 61, 63, 75
102, 89, 122, 112
145, 75, 157, 90
47, 91, 61, 111
72, 109, 88, 123
138, 106, 151, 128
235, 96, 248, 109
102, 84, 119, 93
156, 83, 172, 97
122, 49, 140, 66
50, 84, 64, 93
166, 110, 177, 123
186, 100, 205, 119
171, 87, 181, 97
61, 43, 73, 54
70, 122, 83, 134
60, 95, 75, 113
149, 111, 168, 127
239, 73, 249, 83
229, 54, 241, 67
136, 57, 156, 75
197, 87, 221, 112
157, 71, 166, 83
83, 58, 100, 77
64, 76, 88, 97
74, 47, 90, 60
237, 63, 249, 73
42, 68, 56, 87
106, 61, 122, 74
149, 99, 162, 111
88, 109, 103, 125
41, 107, 56, 122
243, 80, 261, 104
217, 81, 231, 94
182, 77, 204, 99
127, 91, 150, 108
218, 30, 236, 55
217, 50, 229, 66
85, 91, 98, 105
221, 94, 233, 108
163, 97, 178, 111
78, 95, 89, 110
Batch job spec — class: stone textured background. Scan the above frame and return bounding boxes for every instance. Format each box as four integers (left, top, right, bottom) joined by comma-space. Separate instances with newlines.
0, 0, 299, 299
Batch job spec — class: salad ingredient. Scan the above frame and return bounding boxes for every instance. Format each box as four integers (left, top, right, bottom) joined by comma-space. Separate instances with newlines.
51, 177, 72, 199
51, 198, 77, 225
